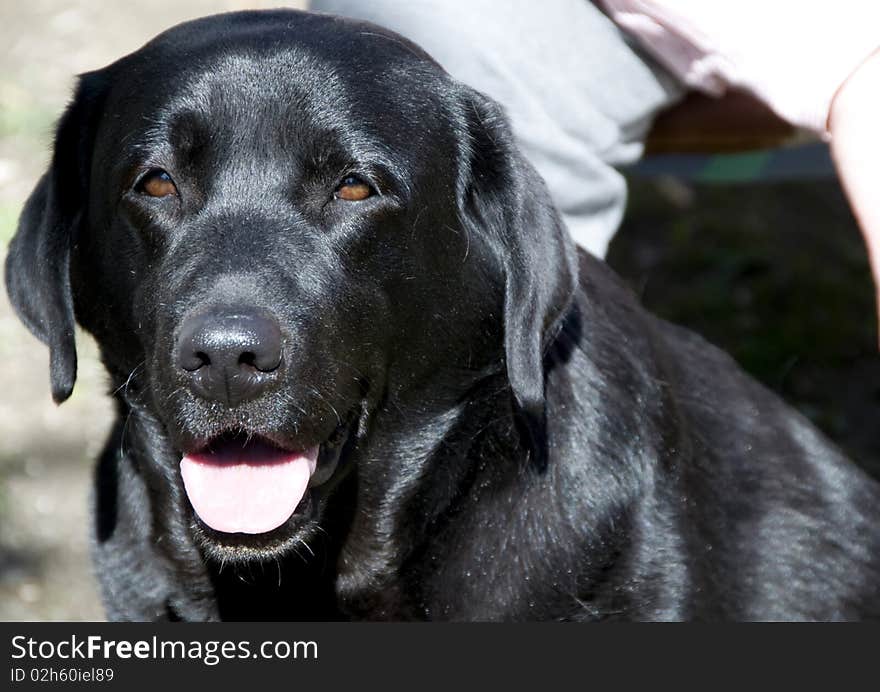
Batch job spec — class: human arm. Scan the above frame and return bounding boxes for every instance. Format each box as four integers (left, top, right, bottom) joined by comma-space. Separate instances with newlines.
829, 49, 880, 340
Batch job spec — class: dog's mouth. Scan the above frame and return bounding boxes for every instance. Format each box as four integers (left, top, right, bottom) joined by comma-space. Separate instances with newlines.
179, 422, 351, 536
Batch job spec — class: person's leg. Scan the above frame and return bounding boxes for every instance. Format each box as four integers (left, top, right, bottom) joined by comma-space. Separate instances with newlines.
309, 0, 683, 257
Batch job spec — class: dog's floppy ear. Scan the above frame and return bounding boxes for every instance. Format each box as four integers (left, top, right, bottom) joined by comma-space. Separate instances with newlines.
4, 73, 105, 403
457, 87, 578, 469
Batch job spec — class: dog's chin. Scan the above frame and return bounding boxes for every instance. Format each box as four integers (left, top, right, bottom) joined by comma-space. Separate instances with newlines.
192, 489, 326, 564
179, 419, 355, 564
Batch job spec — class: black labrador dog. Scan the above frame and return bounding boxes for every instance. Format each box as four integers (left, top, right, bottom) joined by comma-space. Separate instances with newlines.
6, 10, 880, 621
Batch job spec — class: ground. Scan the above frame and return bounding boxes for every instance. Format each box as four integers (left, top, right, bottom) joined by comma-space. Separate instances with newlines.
1, 2, 877, 621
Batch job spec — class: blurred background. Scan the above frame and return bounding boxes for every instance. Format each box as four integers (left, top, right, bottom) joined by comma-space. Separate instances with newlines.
1, 2, 878, 620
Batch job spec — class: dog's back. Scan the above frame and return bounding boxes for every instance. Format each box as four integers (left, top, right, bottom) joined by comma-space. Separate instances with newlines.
563, 251, 880, 619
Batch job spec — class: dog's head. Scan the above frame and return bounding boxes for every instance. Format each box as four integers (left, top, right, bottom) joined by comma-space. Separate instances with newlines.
6, 11, 576, 567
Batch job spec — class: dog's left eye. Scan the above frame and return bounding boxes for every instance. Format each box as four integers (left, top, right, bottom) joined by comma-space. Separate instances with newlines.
334, 175, 373, 202
135, 169, 178, 198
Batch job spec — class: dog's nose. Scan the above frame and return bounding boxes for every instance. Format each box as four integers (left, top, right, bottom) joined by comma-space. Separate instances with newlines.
175, 309, 283, 406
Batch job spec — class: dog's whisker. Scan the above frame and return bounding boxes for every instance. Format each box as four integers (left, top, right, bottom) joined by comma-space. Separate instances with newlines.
118, 407, 139, 459
112, 360, 146, 397
290, 543, 307, 565
308, 385, 342, 426
298, 537, 315, 559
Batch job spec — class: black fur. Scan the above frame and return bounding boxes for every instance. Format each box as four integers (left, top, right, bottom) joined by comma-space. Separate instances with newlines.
6, 10, 880, 620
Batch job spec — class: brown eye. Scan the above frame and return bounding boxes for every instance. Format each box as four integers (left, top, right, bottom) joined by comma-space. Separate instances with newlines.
135, 169, 178, 198
335, 175, 373, 201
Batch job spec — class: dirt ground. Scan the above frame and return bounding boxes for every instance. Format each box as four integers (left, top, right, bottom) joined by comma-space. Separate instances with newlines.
2, 2, 878, 622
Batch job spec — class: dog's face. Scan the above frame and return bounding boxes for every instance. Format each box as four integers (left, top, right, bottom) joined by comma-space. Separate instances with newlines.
6, 11, 576, 570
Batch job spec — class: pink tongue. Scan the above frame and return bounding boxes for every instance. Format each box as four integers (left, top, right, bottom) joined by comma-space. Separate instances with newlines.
180, 439, 318, 535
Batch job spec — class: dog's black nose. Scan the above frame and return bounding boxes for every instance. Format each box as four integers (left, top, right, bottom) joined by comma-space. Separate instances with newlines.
176, 309, 283, 406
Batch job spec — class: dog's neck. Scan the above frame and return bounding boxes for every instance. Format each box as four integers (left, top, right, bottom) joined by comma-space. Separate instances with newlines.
108, 284, 686, 620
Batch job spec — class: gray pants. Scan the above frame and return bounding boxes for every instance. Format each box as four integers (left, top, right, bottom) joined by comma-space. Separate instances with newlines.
309, 0, 683, 256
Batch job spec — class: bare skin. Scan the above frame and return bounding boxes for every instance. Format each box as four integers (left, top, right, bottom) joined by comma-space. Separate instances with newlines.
829, 48, 880, 343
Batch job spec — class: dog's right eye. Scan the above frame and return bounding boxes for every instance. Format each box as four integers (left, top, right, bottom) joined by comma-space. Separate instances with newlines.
134, 169, 178, 198
334, 175, 374, 202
